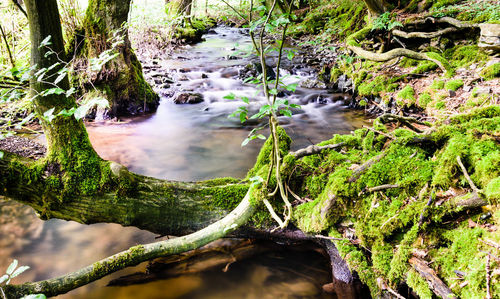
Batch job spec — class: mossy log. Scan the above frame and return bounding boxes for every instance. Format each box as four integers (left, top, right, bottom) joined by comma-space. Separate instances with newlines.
3, 186, 257, 298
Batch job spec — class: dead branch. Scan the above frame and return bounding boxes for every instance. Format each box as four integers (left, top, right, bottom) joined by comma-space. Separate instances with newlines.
367, 184, 399, 192
363, 125, 394, 140
456, 156, 480, 194
409, 257, 457, 299
480, 239, 500, 251
291, 142, 345, 159
486, 253, 492, 299
348, 152, 385, 183
417, 193, 434, 227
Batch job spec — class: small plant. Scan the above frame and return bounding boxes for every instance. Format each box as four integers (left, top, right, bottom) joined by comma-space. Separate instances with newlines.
371, 12, 402, 31
0, 259, 46, 299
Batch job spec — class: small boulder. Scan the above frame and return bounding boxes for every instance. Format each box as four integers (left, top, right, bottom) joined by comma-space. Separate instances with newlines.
479, 24, 500, 54
173, 93, 204, 104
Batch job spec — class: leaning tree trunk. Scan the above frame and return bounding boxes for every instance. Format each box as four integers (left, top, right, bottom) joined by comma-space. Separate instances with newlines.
362, 0, 386, 17
81, 0, 159, 118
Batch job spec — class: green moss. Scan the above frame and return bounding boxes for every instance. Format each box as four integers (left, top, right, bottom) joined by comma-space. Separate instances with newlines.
413, 61, 438, 74
426, 52, 454, 76
485, 177, 500, 202
430, 79, 445, 90
445, 79, 464, 91
357, 75, 399, 97
480, 63, 500, 80
406, 269, 433, 299
444, 45, 488, 69
418, 92, 433, 108
396, 85, 416, 106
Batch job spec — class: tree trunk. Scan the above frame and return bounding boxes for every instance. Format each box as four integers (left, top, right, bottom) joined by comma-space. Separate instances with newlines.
25, 0, 111, 200
362, 0, 386, 17
81, 0, 159, 118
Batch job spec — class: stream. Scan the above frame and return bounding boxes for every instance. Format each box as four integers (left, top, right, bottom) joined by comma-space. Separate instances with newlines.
0, 27, 369, 298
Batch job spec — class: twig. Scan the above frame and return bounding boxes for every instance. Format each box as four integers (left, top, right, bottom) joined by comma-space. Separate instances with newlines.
314, 235, 346, 241
218, 0, 249, 23
291, 142, 345, 158
367, 184, 399, 192
480, 250, 500, 263
480, 239, 500, 251
456, 156, 480, 194
0, 287, 6, 299
418, 193, 434, 227
363, 125, 394, 140
348, 152, 385, 183
486, 253, 491, 299
10, 0, 27, 18
386, 287, 406, 299
0, 23, 15, 68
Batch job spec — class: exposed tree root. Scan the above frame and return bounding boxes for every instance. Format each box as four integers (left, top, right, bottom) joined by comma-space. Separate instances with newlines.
347, 44, 448, 72
392, 27, 458, 39
346, 17, 479, 73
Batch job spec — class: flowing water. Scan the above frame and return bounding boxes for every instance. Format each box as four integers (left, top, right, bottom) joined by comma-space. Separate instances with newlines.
0, 27, 369, 298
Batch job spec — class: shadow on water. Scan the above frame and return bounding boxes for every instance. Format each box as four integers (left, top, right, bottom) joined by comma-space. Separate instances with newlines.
0, 26, 370, 298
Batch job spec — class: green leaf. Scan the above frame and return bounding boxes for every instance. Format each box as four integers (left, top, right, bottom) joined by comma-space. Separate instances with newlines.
256, 134, 266, 140
241, 137, 252, 147
285, 83, 298, 92
269, 88, 278, 95
280, 109, 292, 117
223, 93, 236, 100
54, 72, 67, 85
241, 96, 249, 104
11, 266, 29, 278
6, 259, 18, 275
21, 295, 47, 299
0, 151, 3, 160
42, 88, 65, 96
287, 51, 295, 61
0, 274, 8, 284
39, 35, 52, 49
66, 87, 76, 98
43, 108, 56, 122
290, 103, 301, 109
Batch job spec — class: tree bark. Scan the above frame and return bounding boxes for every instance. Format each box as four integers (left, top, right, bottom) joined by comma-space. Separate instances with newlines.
362, 0, 386, 17
80, 0, 159, 118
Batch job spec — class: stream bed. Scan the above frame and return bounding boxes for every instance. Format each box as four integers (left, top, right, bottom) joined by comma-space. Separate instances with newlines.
0, 27, 369, 298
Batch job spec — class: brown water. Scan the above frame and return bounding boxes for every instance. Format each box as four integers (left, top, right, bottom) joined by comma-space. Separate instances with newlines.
0, 27, 369, 298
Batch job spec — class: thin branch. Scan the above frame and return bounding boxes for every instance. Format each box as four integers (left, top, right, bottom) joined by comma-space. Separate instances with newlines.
218, 0, 248, 23
0, 23, 15, 68
363, 125, 394, 139
291, 142, 345, 158
417, 193, 434, 227
10, 0, 27, 18
456, 156, 480, 194
367, 184, 399, 192
314, 235, 346, 241
486, 253, 491, 299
